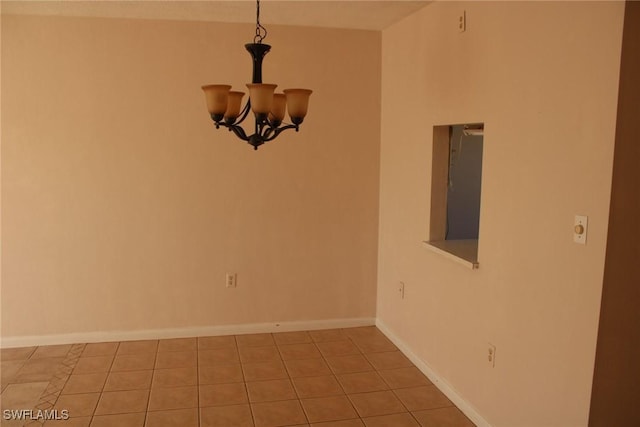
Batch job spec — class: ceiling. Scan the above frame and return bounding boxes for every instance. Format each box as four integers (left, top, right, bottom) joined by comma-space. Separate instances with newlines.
1, 0, 431, 31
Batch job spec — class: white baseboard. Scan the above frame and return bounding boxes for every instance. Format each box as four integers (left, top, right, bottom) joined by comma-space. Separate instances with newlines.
376, 318, 492, 427
0, 317, 376, 348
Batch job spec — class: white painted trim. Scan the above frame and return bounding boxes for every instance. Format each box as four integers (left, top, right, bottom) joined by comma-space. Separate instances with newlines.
376, 318, 492, 427
0, 317, 376, 349
423, 241, 479, 269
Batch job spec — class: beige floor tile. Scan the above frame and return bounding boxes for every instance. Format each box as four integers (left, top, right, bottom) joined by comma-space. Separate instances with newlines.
301, 396, 358, 423
238, 346, 280, 364
94, 389, 149, 415
62, 373, 108, 394
199, 383, 248, 407
336, 372, 388, 394
45, 374, 69, 394
1, 347, 37, 361
4, 328, 474, 427
81, 343, 119, 358
111, 354, 156, 372
157, 338, 197, 353
393, 386, 452, 411
364, 352, 412, 371
73, 356, 114, 374
278, 343, 322, 361
411, 407, 475, 427
151, 367, 197, 388
241, 360, 288, 381
285, 359, 333, 378
43, 416, 92, 426
103, 370, 153, 392
53, 393, 100, 417
144, 408, 198, 427
0, 382, 49, 409
89, 412, 145, 427
1, 360, 25, 385
309, 329, 349, 343
351, 337, 397, 354
235, 333, 275, 347
316, 341, 361, 358
362, 412, 420, 427
246, 379, 296, 402
292, 375, 344, 398
154, 351, 196, 369
273, 331, 312, 345
117, 341, 158, 355
251, 399, 307, 427
198, 364, 244, 385
377, 368, 431, 389
200, 404, 253, 427
13, 357, 66, 382
147, 385, 197, 411
198, 348, 240, 366
310, 420, 364, 427
342, 328, 384, 341
198, 336, 237, 350
325, 355, 374, 375
31, 345, 73, 359
348, 391, 406, 418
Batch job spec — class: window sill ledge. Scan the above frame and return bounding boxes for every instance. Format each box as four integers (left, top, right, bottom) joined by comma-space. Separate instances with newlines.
423, 240, 479, 270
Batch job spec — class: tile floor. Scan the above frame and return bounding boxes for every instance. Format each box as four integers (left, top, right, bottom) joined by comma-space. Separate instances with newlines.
1, 327, 475, 427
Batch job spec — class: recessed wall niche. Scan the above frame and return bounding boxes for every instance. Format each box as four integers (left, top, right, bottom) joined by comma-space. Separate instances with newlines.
425, 123, 484, 269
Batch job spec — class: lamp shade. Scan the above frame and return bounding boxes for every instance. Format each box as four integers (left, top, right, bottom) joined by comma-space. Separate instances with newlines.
246, 83, 277, 115
225, 91, 245, 121
202, 84, 231, 115
283, 89, 312, 123
270, 93, 287, 123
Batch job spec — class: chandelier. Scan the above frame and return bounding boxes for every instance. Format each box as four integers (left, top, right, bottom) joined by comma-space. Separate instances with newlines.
201, 0, 312, 150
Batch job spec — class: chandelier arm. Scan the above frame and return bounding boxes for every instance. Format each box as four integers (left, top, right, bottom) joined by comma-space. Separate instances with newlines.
262, 124, 298, 142
217, 122, 250, 141
262, 127, 274, 140
233, 100, 252, 126
231, 126, 250, 141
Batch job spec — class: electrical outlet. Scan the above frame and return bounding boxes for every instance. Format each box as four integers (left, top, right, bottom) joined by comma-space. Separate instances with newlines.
398, 282, 405, 299
488, 343, 496, 368
458, 10, 466, 32
226, 273, 237, 288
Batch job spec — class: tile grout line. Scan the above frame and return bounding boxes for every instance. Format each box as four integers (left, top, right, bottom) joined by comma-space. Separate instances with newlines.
143, 343, 160, 424
237, 335, 258, 427
196, 336, 201, 427
90, 341, 123, 426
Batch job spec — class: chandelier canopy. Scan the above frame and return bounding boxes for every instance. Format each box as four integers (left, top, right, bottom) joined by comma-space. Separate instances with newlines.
202, 0, 312, 150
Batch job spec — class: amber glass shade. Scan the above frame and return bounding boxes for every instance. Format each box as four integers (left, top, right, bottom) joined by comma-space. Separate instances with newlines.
283, 89, 312, 122
270, 93, 287, 123
246, 83, 277, 115
225, 91, 245, 121
202, 84, 231, 115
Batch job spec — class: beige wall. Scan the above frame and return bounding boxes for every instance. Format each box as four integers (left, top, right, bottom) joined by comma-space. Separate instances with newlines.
1, 15, 380, 338
378, 2, 624, 426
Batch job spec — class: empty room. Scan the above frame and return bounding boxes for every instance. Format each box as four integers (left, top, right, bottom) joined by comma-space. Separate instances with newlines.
1, 1, 638, 426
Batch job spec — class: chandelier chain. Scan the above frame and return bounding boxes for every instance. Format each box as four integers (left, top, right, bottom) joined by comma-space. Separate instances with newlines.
254, 0, 268, 43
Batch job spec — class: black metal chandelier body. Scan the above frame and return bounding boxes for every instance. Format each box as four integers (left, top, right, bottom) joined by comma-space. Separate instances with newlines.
202, 1, 312, 150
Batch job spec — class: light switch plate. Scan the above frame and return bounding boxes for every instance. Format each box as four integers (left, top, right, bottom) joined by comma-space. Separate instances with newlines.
574, 215, 588, 244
